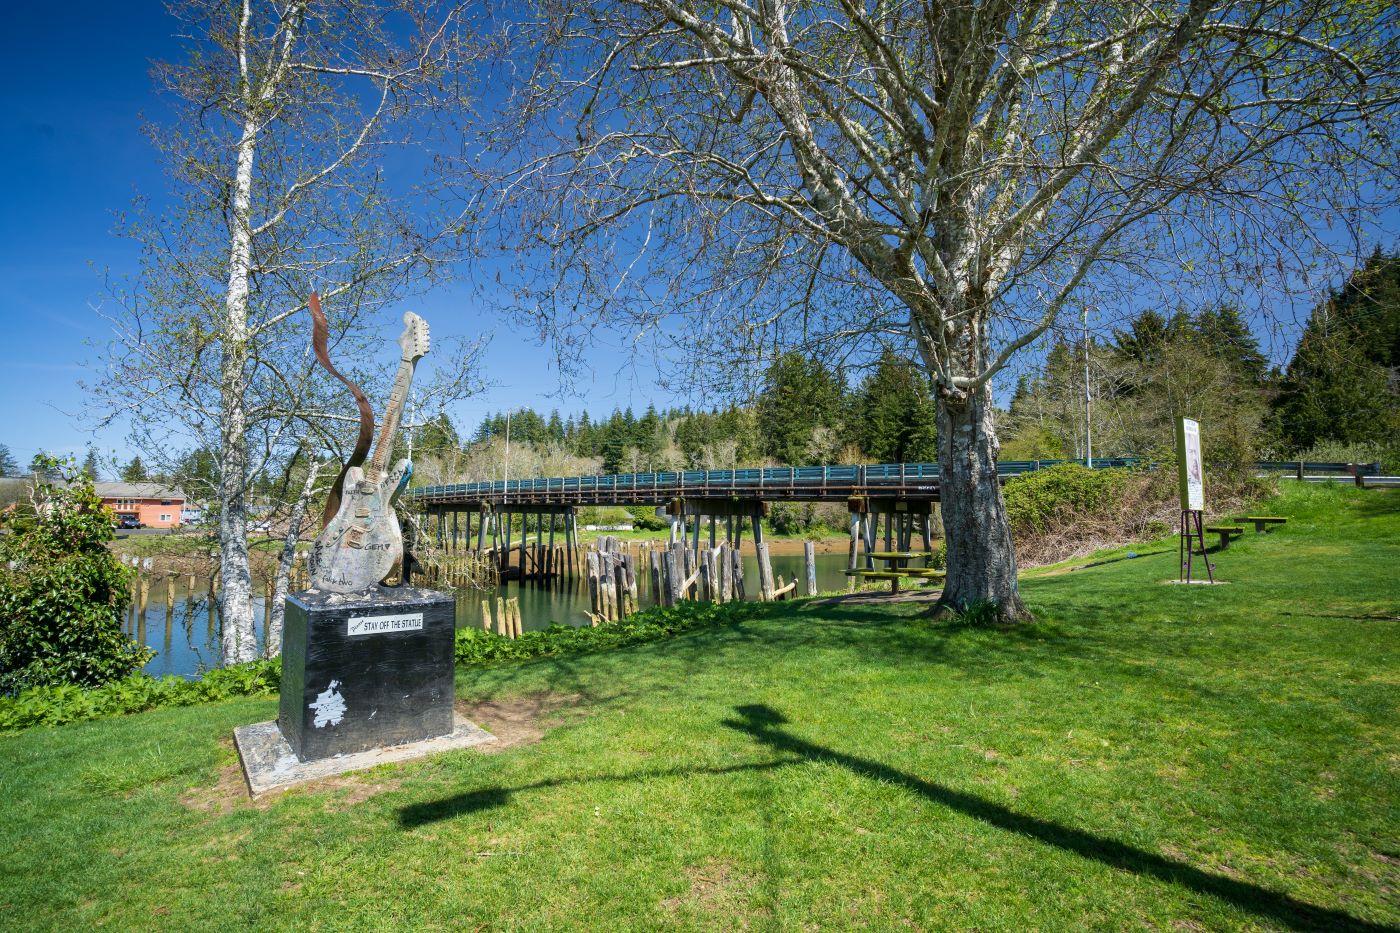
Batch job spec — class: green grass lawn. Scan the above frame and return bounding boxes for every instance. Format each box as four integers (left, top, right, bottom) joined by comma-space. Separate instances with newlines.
3, 483, 1397, 930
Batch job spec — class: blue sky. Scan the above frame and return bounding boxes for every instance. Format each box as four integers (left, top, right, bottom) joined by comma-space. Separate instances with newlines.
2, 4, 1393, 474
0, 2, 684, 473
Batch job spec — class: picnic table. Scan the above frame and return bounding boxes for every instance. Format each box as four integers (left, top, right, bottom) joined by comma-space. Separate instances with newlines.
844, 551, 945, 593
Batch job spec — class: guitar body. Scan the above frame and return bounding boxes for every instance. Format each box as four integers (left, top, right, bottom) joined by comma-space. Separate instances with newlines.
310, 460, 410, 593
308, 306, 429, 594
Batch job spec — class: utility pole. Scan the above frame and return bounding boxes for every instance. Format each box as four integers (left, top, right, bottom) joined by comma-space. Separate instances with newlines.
503, 408, 512, 504
1083, 305, 1093, 469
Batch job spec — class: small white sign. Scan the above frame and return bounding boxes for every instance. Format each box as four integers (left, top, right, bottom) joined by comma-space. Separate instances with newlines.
347, 612, 424, 637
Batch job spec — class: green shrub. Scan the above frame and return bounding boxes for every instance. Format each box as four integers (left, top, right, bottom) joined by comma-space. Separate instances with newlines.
0, 459, 153, 694
0, 659, 280, 732
456, 601, 755, 666
627, 506, 669, 531
1001, 463, 1129, 536
1294, 440, 1400, 475
0, 602, 762, 733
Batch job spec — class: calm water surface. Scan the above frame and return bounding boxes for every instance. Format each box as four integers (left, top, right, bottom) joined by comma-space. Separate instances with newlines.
133, 550, 862, 678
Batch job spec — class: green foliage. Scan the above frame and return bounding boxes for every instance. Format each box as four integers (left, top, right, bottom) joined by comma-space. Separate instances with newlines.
767, 501, 832, 536
1007, 305, 1271, 464
0, 443, 17, 476
454, 601, 755, 666
0, 459, 153, 694
1274, 249, 1400, 451
0, 659, 279, 732
848, 351, 938, 463
1295, 439, 1400, 475
627, 506, 669, 531
947, 599, 1003, 628
756, 351, 845, 465
1002, 463, 1129, 536
120, 456, 149, 482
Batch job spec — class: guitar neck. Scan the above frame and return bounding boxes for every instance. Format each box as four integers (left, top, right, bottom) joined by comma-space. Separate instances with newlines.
367, 358, 417, 481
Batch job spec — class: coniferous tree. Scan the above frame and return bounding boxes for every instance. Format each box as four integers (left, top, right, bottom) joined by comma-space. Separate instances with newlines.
0, 444, 17, 477
1274, 250, 1400, 450
756, 352, 844, 464
120, 457, 149, 483
851, 352, 939, 462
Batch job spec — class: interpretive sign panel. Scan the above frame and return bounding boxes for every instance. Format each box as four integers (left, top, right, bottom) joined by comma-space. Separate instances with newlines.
1176, 417, 1204, 511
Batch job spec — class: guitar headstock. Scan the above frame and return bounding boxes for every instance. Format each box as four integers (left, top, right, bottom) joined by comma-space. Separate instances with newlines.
398, 312, 430, 363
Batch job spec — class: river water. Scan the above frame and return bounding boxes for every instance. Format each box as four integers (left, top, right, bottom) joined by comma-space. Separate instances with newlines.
133, 549, 861, 679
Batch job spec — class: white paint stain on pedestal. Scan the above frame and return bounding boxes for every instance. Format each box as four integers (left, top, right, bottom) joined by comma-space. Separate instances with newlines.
309, 680, 347, 727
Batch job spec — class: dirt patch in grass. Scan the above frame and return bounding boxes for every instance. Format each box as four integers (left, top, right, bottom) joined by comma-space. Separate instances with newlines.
457, 691, 582, 754
661, 859, 757, 918
179, 744, 265, 814
179, 739, 404, 812
810, 588, 942, 608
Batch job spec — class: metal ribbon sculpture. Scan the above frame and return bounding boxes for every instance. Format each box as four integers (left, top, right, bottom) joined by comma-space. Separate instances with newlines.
309, 291, 375, 528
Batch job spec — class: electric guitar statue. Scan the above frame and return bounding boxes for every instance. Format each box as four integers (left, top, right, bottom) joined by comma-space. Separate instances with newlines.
310, 302, 430, 593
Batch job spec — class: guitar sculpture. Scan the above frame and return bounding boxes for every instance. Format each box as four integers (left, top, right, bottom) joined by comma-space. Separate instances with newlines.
310, 310, 431, 593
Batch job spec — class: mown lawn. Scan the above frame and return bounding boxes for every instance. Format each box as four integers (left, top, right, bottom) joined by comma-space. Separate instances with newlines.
2, 483, 1397, 931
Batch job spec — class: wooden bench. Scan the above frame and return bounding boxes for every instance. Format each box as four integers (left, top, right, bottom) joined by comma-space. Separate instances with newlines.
1238, 516, 1288, 533
1204, 525, 1245, 549
843, 568, 945, 593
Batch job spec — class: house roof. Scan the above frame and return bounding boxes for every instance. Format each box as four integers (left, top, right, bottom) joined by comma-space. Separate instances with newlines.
93, 482, 187, 501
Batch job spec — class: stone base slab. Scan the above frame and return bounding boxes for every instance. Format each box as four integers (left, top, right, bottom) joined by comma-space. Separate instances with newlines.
234, 715, 495, 797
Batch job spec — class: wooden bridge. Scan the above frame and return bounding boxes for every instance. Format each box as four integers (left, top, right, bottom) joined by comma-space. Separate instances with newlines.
408, 458, 1147, 509
407, 457, 1379, 510
403, 458, 1381, 592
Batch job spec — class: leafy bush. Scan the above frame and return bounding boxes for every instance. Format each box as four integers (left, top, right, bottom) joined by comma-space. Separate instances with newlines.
0, 602, 762, 733
1001, 463, 1130, 536
0, 460, 153, 694
1294, 440, 1400, 475
627, 506, 670, 531
767, 501, 845, 537
0, 659, 280, 732
577, 506, 636, 527
456, 601, 755, 666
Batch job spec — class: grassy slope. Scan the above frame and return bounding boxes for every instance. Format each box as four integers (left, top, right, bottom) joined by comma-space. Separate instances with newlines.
2, 484, 1397, 931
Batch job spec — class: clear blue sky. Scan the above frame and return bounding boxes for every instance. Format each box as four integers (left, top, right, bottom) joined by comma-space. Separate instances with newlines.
0, 2, 684, 475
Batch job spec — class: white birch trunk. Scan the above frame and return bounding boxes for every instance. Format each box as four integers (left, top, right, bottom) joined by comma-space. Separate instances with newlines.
265, 460, 320, 658
218, 76, 262, 664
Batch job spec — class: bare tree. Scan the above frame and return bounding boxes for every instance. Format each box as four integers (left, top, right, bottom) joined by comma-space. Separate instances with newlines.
478, 0, 1399, 619
265, 456, 322, 659
93, 0, 485, 663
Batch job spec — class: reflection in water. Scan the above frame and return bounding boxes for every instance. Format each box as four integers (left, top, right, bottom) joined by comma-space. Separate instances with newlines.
135, 550, 864, 678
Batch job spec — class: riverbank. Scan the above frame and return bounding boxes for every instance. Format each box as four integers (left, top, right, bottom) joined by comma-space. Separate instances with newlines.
3, 483, 1396, 929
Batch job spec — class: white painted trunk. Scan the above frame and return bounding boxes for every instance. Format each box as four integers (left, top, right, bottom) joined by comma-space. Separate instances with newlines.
935, 383, 1029, 622
219, 114, 260, 666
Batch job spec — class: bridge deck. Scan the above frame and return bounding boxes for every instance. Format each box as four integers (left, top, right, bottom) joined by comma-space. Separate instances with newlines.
408, 459, 1145, 509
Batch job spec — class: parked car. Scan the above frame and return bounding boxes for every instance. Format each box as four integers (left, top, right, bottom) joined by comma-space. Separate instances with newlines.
116, 516, 142, 529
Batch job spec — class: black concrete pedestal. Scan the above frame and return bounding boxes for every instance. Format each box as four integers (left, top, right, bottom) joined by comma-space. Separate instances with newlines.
278, 585, 456, 761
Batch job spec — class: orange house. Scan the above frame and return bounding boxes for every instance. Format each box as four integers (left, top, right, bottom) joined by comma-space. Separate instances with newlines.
95, 482, 187, 529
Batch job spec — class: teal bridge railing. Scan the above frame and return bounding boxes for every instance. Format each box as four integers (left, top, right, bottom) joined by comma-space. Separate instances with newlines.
408, 459, 1378, 508
408, 458, 1148, 507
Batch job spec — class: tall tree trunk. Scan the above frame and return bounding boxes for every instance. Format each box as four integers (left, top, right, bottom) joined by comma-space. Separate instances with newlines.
935, 382, 1030, 622
219, 101, 260, 665
265, 461, 321, 658
217, 410, 256, 663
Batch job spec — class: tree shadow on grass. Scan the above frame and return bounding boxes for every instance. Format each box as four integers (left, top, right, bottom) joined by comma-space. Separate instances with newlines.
722, 703, 1394, 933
396, 758, 796, 828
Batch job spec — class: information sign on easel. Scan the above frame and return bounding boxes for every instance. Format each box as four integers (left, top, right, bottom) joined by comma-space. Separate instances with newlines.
1176, 416, 1214, 583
